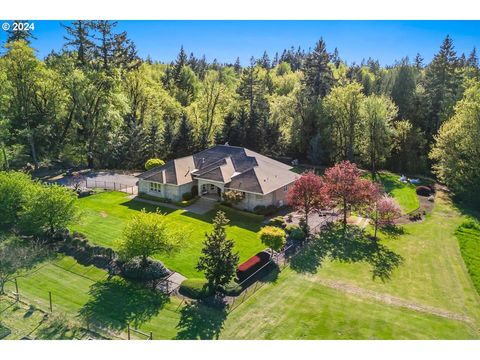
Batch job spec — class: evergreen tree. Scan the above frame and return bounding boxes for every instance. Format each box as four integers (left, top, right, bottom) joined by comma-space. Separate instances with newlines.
174, 46, 188, 82
91, 20, 117, 70
233, 57, 242, 74
173, 113, 194, 156
302, 38, 334, 98
258, 51, 271, 69
414, 53, 424, 69
6, 20, 36, 45
467, 47, 478, 68
424, 35, 462, 139
162, 115, 176, 159
62, 20, 94, 66
144, 122, 162, 159
391, 60, 416, 120
196, 211, 239, 292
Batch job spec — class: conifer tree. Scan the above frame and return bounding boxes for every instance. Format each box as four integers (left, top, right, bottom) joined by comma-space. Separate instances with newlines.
424, 35, 462, 138
6, 20, 36, 45
196, 211, 239, 292
62, 20, 94, 66
302, 38, 334, 98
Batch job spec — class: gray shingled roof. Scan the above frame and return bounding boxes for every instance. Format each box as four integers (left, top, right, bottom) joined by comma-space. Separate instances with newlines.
138, 145, 299, 194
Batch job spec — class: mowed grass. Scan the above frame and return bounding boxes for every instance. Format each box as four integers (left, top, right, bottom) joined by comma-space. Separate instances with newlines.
219, 269, 478, 339
456, 220, 480, 294
4, 256, 183, 340
379, 171, 419, 213
71, 191, 265, 278
220, 190, 480, 339
0, 297, 46, 339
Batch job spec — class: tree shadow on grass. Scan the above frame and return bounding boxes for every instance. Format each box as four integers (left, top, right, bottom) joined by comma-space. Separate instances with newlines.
119, 198, 178, 215
291, 223, 404, 281
78, 277, 169, 330
181, 210, 263, 233
175, 300, 228, 340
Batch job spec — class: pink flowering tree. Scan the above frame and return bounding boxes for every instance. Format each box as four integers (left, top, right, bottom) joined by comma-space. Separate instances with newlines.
324, 161, 379, 230
286, 171, 330, 234
369, 195, 402, 239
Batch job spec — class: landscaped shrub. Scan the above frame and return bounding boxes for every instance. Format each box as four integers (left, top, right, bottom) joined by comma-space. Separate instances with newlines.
268, 216, 285, 228
416, 186, 432, 197
144, 158, 165, 170
221, 280, 243, 296
253, 205, 266, 215
236, 251, 271, 282
222, 190, 244, 204
182, 191, 194, 201
285, 225, 305, 242
120, 257, 170, 281
179, 278, 213, 299
175, 196, 199, 207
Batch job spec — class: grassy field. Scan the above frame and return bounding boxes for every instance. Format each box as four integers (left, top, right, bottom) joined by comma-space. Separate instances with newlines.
0, 297, 46, 339
220, 269, 478, 339
4, 255, 184, 339
5, 189, 480, 340
378, 171, 420, 213
455, 220, 480, 294
71, 191, 265, 278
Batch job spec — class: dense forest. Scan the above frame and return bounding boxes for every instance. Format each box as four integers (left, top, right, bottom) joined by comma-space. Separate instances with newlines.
0, 21, 479, 203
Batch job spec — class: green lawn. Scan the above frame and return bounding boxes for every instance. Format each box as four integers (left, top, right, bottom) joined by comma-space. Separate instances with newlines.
379, 171, 420, 213
218, 191, 480, 339
71, 191, 265, 278
4, 255, 183, 340
455, 220, 480, 294
5, 190, 480, 340
219, 269, 478, 339
0, 297, 46, 339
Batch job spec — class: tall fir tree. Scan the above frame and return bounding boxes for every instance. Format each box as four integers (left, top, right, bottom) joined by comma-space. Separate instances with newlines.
302, 38, 334, 98
6, 20, 36, 45
62, 20, 94, 66
424, 35, 462, 139
196, 211, 239, 292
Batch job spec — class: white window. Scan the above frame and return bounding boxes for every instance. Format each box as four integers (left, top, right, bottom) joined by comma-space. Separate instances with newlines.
284, 185, 288, 192
210, 184, 215, 190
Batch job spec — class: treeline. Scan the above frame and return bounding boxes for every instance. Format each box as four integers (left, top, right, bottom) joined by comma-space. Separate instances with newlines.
0, 21, 479, 202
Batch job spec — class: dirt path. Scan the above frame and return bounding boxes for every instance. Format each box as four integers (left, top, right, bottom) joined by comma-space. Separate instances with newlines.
304, 276, 475, 324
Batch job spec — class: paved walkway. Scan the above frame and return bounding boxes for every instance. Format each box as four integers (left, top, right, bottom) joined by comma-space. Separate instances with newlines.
129, 195, 216, 215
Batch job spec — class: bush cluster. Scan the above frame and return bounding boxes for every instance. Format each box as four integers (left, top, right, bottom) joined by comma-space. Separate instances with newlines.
253, 204, 278, 216
416, 185, 432, 197
285, 225, 305, 242
179, 278, 213, 299
268, 216, 285, 228
119, 257, 170, 281
182, 191, 194, 201
144, 158, 165, 170
59, 234, 115, 269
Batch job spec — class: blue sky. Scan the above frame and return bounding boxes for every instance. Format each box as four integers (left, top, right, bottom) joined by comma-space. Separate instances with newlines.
1, 20, 479, 65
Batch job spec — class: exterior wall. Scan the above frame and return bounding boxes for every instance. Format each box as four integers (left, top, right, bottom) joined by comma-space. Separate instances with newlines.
231, 180, 294, 211
138, 179, 195, 202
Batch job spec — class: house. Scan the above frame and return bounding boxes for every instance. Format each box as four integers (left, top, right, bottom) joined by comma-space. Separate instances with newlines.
137, 145, 299, 211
